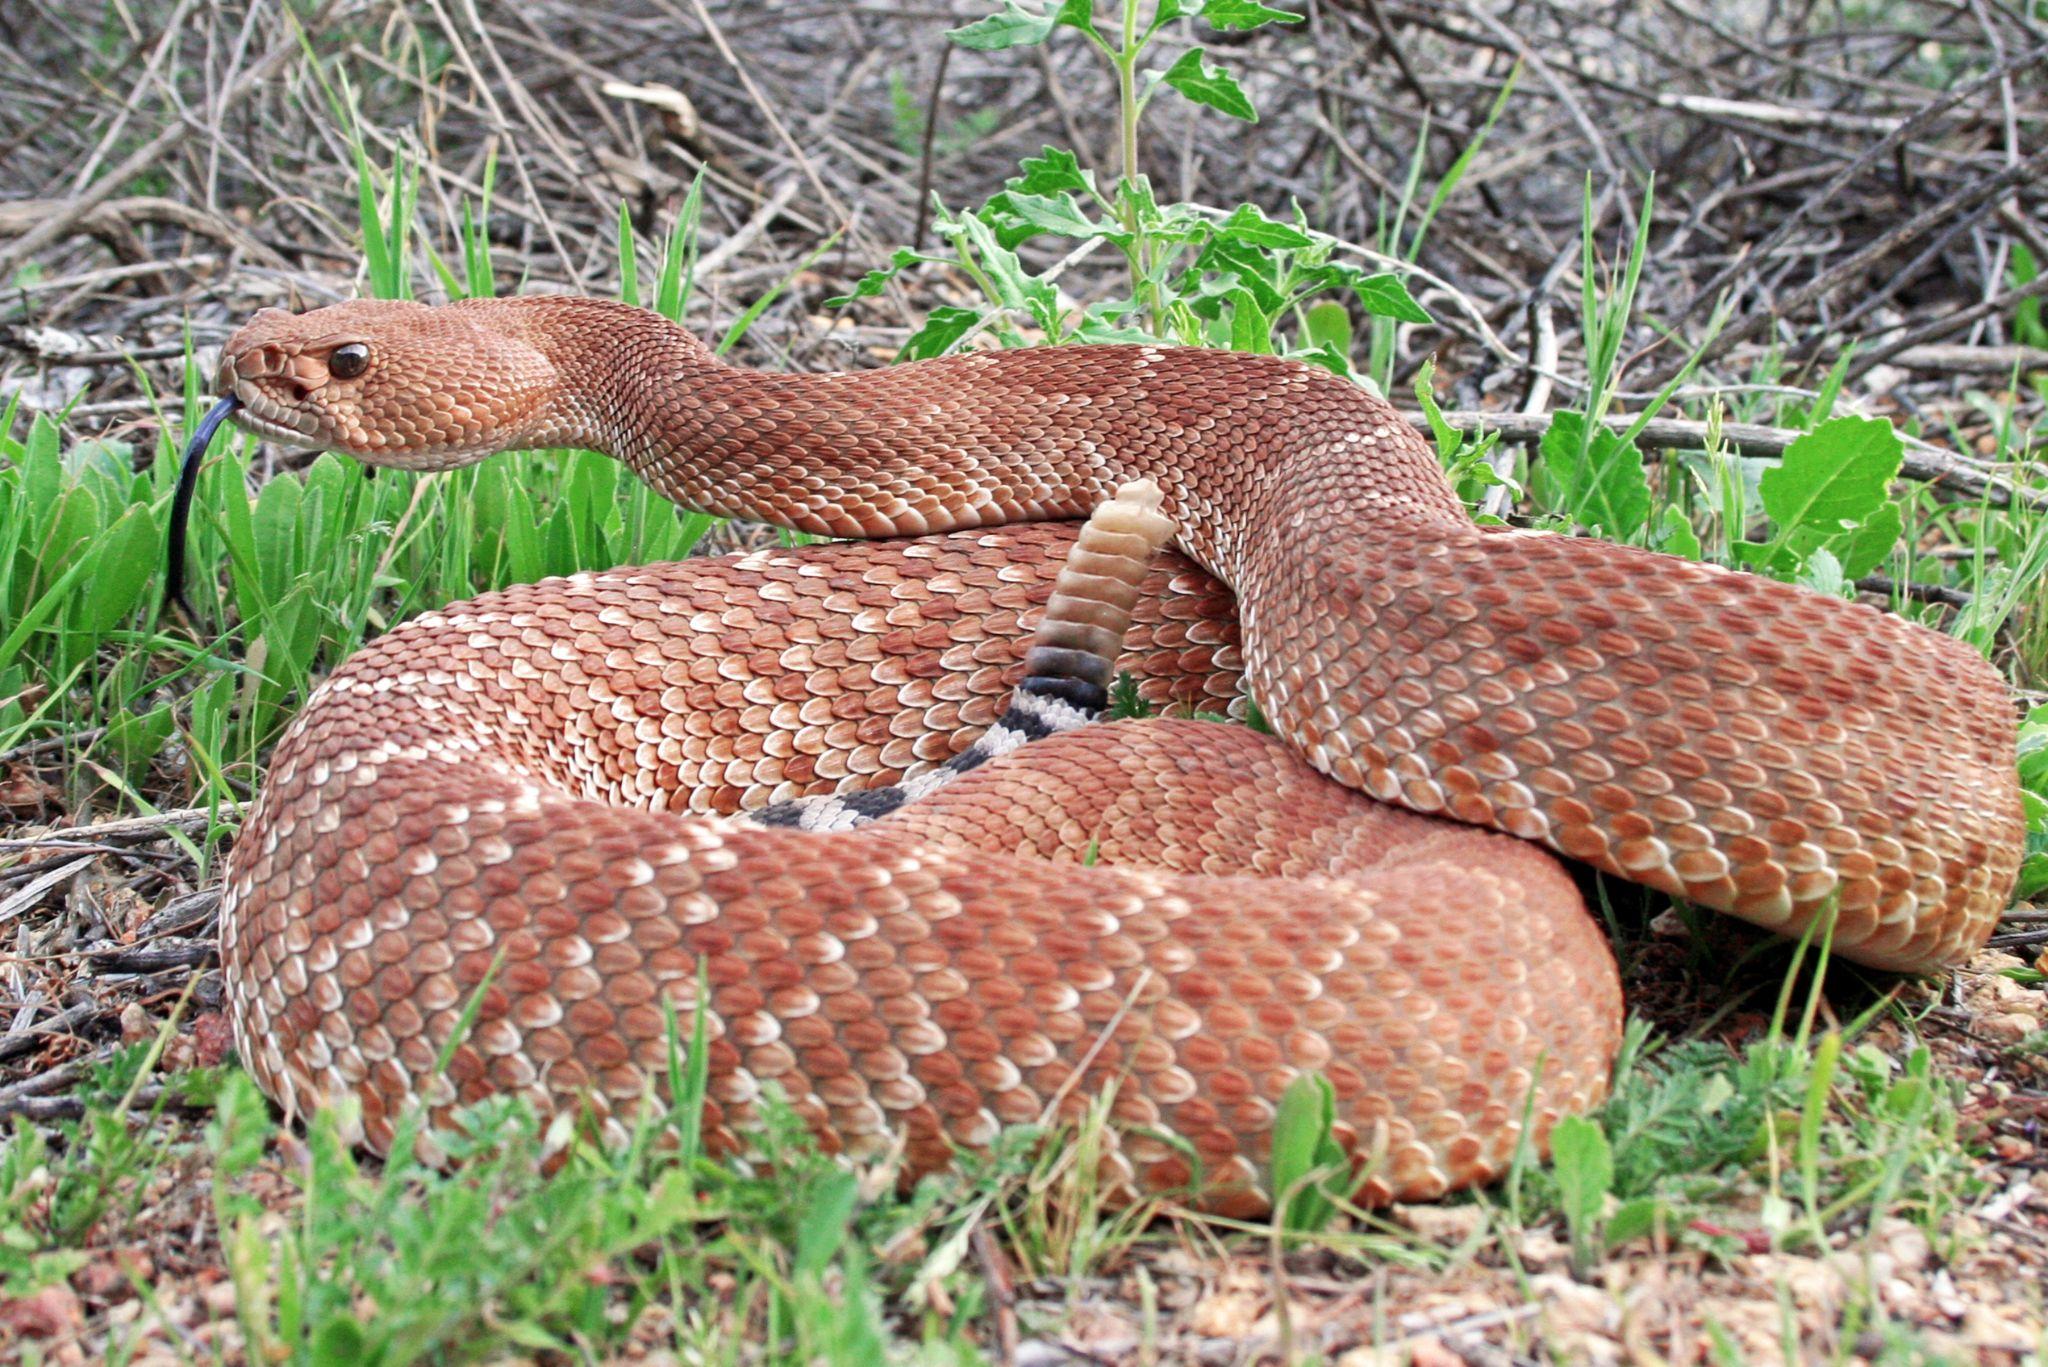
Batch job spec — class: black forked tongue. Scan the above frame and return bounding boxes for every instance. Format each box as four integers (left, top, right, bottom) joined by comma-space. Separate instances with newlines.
164, 396, 239, 617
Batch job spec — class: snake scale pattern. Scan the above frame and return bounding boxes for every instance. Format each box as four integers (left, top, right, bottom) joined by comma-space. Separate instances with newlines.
205, 296, 2021, 1213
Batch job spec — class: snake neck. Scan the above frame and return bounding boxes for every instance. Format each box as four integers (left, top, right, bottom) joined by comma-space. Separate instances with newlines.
461, 295, 1466, 583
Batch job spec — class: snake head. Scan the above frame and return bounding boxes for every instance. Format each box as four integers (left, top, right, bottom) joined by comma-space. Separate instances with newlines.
214, 299, 562, 469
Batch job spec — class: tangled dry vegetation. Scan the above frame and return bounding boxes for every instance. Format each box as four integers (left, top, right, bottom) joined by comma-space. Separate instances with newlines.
1, 1, 2045, 1363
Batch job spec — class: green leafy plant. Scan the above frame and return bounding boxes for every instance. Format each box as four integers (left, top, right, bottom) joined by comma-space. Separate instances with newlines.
1269, 1072, 1349, 1233
1739, 416, 1905, 588
1525, 182, 1916, 598
0, 148, 724, 817
1547, 1113, 1613, 1276
2017, 705, 2048, 899
838, 0, 1430, 368
1413, 357, 1510, 513
200, 985, 942, 1363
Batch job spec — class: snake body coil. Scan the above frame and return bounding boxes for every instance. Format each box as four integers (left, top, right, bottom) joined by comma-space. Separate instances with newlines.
208, 296, 2021, 1212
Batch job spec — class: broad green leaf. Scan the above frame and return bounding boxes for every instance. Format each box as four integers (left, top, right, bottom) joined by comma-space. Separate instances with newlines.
1549, 1113, 1612, 1257
945, 212, 1060, 325
259, 584, 325, 703
543, 500, 577, 577
1758, 415, 1902, 544
1795, 545, 1847, 597
1289, 339, 1353, 379
214, 446, 266, 630
1203, 0, 1303, 27
1215, 203, 1315, 250
1225, 286, 1272, 353
1188, 236, 1286, 313
75, 506, 157, 636
303, 455, 349, 563
2019, 851, 2048, 900
1052, 0, 1099, 35
310, 1315, 369, 1367
103, 702, 174, 778
1118, 172, 1161, 222
794, 1171, 860, 1278
252, 471, 305, 602
1412, 356, 1463, 461
826, 248, 923, 307
0, 545, 100, 676
1541, 411, 1651, 542
22, 415, 62, 521
2017, 705, 2048, 797
948, 0, 1088, 49
1160, 47, 1259, 122
1350, 271, 1431, 324
1012, 146, 1092, 197
1754, 415, 1904, 577
899, 306, 983, 361
1271, 1073, 1348, 1231
503, 483, 542, 585
62, 436, 132, 485
1070, 303, 1158, 346
1654, 505, 1703, 561
992, 190, 1105, 241
1302, 299, 1352, 357
42, 483, 105, 584
1605, 1196, 1665, 1249
471, 458, 510, 542
1294, 264, 1431, 324
1829, 498, 1901, 579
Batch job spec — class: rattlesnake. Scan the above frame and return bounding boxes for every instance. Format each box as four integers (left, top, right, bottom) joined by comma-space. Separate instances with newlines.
187, 295, 2020, 1212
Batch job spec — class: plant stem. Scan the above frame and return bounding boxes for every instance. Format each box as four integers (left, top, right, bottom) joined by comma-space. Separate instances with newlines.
1115, 0, 1154, 326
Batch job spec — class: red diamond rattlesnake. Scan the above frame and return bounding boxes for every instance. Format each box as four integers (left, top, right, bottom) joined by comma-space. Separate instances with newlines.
201, 295, 2020, 1212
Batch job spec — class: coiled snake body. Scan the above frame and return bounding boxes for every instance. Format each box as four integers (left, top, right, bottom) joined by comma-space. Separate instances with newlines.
208, 296, 2020, 1212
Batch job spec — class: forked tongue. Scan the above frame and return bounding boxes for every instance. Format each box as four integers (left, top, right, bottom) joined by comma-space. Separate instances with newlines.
164, 395, 239, 615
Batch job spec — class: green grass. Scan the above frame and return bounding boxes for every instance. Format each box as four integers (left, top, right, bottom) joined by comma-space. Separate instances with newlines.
0, 162, 721, 834
0, 932, 2000, 1362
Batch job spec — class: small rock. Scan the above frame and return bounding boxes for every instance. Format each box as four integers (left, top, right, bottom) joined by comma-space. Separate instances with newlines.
1335, 1348, 1403, 1367
0, 1284, 84, 1339
1991, 1133, 2035, 1163
1187, 1289, 1262, 1339
1515, 1227, 1569, 1268
119, 1002, 152, 1044
1929, 1269, 1966, 1320
1875, 1218, 1930, 1274
1419, 1339, 1476, 1367
1978, 1012, 2038, 1044
1530, 1273, 1615, 1332
1394, 1203, 1485, 1246
203, 1279, 240, 1317
72, 1257, 130, 1300
1186, 1270, 1266, 1338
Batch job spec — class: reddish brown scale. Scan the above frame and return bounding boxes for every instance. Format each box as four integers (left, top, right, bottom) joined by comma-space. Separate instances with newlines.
215, 297, 2021, 1211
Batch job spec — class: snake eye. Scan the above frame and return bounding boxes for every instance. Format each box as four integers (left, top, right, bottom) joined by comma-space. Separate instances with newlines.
329, 343, 370, 380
